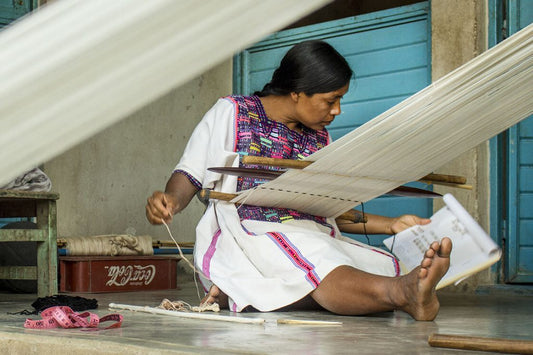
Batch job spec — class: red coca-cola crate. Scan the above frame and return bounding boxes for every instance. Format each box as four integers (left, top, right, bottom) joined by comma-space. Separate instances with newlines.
59, 256, 179, 293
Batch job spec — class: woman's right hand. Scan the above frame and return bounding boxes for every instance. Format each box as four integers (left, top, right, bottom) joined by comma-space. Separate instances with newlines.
145, 191, 178, 225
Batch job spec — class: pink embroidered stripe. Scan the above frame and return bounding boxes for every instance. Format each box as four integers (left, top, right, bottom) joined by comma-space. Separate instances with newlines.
345, 241, 401, 276
368, 247, 401, 277
202, 229, 221, 279
266, 232, 320, 288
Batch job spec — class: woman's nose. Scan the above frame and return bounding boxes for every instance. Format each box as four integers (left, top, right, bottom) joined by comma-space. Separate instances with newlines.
330, 100, 341, 115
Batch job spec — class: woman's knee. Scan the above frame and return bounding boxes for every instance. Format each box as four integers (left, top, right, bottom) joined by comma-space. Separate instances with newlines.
311, 265, 359, 314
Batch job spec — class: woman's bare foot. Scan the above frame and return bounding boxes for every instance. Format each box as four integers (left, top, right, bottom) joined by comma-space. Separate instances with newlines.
396, 237, 452, 321
201, 285, 229, 309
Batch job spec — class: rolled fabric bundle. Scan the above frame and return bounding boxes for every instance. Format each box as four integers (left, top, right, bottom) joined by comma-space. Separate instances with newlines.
62, 235, 153, 256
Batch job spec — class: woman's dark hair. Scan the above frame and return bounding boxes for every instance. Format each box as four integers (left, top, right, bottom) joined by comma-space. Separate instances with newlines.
254, 40, 353, 97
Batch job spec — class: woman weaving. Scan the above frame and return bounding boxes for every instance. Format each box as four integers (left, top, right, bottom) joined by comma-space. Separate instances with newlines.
146, 40, 452, 321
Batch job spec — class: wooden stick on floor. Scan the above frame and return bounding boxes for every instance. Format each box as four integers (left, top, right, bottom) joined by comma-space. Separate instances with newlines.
108, 303, 342, 326
428, 333, 533, 354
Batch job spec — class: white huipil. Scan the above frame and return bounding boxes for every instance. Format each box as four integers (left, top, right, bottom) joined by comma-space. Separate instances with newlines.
174, 97, 399, 312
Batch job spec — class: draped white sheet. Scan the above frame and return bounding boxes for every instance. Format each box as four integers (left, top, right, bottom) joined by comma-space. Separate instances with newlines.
0, 0, 330, 186
233, 24, 533, 218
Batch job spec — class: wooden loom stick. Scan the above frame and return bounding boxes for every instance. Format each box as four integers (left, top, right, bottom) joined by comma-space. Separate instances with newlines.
241, 156, 468, 187
420, 180, 473, 190
277, 319, 342, 326
109, 303, 266, 324
428, 333, 533, 354
197, 189, 367, 223
242, 156, 313, 169
422, 173, 466, 185
57, 239, 196, 248
109, 303, 342, 326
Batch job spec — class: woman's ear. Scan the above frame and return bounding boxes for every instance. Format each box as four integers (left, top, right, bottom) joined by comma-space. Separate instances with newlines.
290, 92, 300, 103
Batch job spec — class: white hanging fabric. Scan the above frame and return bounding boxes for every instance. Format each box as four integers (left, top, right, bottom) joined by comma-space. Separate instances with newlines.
0, 0, 330, 186
233, 24, 533, 218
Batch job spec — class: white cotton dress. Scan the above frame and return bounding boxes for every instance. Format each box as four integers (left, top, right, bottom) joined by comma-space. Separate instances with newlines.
174, 96, 400, 312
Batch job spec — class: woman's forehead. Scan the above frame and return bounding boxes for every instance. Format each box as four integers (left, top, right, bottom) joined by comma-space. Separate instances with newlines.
321, 83, 350, 97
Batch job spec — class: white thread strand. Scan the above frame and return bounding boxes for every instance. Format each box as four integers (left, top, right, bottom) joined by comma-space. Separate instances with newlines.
161, 219, 206, 303
161, 219, 207, 280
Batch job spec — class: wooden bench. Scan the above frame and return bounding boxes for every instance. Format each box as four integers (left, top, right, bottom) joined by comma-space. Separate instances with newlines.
0, 189, 59, 296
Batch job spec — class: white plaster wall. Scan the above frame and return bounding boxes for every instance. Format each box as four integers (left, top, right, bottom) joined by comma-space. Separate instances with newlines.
43, 60, 233, 243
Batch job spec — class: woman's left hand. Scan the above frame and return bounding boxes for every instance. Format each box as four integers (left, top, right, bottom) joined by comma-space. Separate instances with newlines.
389, 214, 431, 234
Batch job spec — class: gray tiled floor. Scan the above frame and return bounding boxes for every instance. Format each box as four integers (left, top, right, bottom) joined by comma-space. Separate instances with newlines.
0, 279, 532, 354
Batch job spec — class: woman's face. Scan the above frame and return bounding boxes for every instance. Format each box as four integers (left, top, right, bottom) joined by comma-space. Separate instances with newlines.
294, 83, 349, 131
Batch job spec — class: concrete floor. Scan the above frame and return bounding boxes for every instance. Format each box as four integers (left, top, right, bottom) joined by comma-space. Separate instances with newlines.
0, 278, 532, 355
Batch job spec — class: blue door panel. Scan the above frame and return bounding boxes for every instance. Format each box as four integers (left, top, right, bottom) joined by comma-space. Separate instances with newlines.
520, 116, 533, 136
519, 167, 533, 191
517, 0, 533, 28
519, 141, 533, 165
351, 68, 428, 101
520, 220, 533, 239
328, 19, 428, 54
234, 3, 431, 246
519, 194, 533, 219
518, 247, 533, 277
347, 43, 428, 76
248, 47, 291, 70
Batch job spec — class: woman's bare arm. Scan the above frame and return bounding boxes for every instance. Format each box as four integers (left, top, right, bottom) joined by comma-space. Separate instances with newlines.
337, 213, 430, 235
145, 172, 199, 224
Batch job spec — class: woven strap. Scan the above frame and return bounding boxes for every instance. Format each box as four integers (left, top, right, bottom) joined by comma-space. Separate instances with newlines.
24, 306, 123, 330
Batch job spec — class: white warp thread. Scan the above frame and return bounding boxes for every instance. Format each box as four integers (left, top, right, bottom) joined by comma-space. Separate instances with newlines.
233, 24, 533, 218
0, 0, 331, 186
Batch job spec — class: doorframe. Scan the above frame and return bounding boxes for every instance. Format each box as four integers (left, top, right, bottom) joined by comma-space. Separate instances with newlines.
488, 0, 505, 284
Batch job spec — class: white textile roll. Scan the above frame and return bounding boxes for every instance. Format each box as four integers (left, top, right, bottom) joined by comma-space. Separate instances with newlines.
63, 235, 153, 256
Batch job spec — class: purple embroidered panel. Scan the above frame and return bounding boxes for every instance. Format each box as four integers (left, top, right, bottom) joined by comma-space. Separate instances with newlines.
227, 95, 331, 226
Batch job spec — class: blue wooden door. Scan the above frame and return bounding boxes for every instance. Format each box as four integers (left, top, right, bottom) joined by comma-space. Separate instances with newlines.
505, 0, 533, 283
234, 2, 431, 246
0, 0, 36, 29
